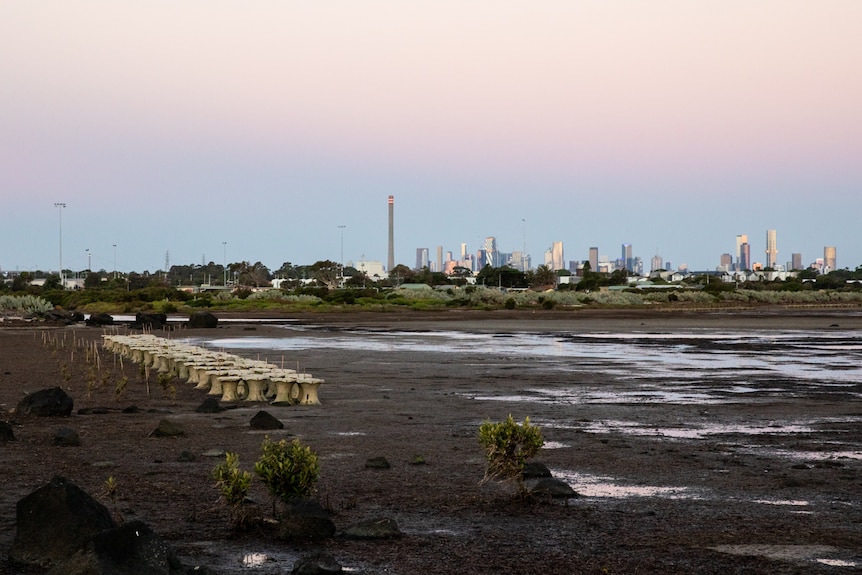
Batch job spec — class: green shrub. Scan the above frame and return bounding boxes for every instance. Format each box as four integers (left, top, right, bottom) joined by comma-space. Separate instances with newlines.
504, 297, 516, 310
254, 437, 320, 504
478, 415, 543, 494
212, 452, 253, 523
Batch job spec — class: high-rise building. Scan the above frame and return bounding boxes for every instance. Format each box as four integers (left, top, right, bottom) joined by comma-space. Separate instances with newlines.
549, 241, 564, 271
719, 253, 732, 271
765, 229, 778, 269
436, 246, 443, 274
621, 243, 633, 272
791, 252, 803, 271
824, 246, 837, 272
740, 243, 751, 271
735, 234, 748, 271
651, 254, 664, 273
588, 247, 599, 273
387, 196, 395, 272
415, 248, 429, 270
483, 237, 498, 268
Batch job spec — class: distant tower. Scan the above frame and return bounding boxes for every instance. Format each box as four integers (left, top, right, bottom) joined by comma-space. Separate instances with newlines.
550, 241, 564, 271
652, 253, 665, 273
740, 243, 751, 271
765, 229, 778, 269
589, 247, 599, 273
824, 246, 837, 272
622, 243, 633, 272
791, 253, 803, 271
735, 234, 748, 271
387, 196, 395, 272
436, 246, 443, 273
483, 237, 498, 267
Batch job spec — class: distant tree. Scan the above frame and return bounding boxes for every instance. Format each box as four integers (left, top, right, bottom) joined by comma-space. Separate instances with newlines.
388, 264, 413, 287
232, 261, 271, 288
310, 260, 340, 289
84, 272, 102, 289
529, 265, 556, 288
477, 265, 527, 289
450, 266, 473, 278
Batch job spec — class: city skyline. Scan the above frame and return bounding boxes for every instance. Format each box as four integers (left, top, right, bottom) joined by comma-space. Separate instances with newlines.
2, 3, 860, 274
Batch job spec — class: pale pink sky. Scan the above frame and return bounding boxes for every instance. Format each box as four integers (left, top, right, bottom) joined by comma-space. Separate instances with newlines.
2, 1, 860, 272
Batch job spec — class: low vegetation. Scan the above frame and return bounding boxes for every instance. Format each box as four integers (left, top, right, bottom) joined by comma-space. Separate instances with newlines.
4, 264, 862, 315
478, 415, 544, 496
213, 437, 320, 526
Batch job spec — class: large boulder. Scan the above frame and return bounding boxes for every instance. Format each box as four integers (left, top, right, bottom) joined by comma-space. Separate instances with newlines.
187, 311, 218, 329
16, 387, 73, 417
86, 312, 114, 326
56, 520, 184, 575
278, 499, 336, 542
527, 477, 578, 499
135, 312, 167, 330
9, 476, 117, 569
250, 410, 284, 430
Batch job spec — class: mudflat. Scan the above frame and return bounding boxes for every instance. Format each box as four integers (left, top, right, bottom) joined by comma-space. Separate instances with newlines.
1, 308, 861, 574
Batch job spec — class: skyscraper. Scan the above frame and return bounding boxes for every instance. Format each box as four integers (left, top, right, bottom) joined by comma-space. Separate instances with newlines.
588, 247, 599, 272
766, 229, 778, 269
740, 243, 751, 271
791, 253, 803, 271
550, 241, 564, 271
824, 246, 837, 272
735, 234, 748, 271
483, 237, 498, 268
651, 253, 664, 273
415, 248, 429, 270
622, 243, 633, 272
387, 196, 395, 272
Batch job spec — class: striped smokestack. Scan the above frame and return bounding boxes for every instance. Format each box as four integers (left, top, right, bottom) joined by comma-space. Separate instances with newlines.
387, 195, 395, 272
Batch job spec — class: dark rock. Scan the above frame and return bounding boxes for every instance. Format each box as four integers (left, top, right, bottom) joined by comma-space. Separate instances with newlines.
136, 312, 167, 330
58, 520, 184, 575
122, 405, 141, 414
16, 387, 73, 417
292, 551, 342, 575
187, 312, 219, 329
523, 461, 552, 479
86, 312, 114, 326
278, 499, 336, 542
54, 427, 81, 447
250, 410, 284, 430
195, 398, 223, 413
342, 517, 402, 540
9, 476, 117, 569
365, 456, 391, 469
177, 450, 197, 462
527, 477, 578, 498
0, 421, 14, 441
150, 419, 186, 438
44, 309, 82, 325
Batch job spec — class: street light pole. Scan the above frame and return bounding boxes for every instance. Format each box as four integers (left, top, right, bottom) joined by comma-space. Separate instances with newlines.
54, 203, 66, 287
338, 225, 346, 283
222, 241, 227, 286
86, 248, 91, 272
113, 244, 117, 279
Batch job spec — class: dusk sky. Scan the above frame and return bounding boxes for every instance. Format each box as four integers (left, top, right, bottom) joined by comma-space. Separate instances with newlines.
2, 1, 860, 277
